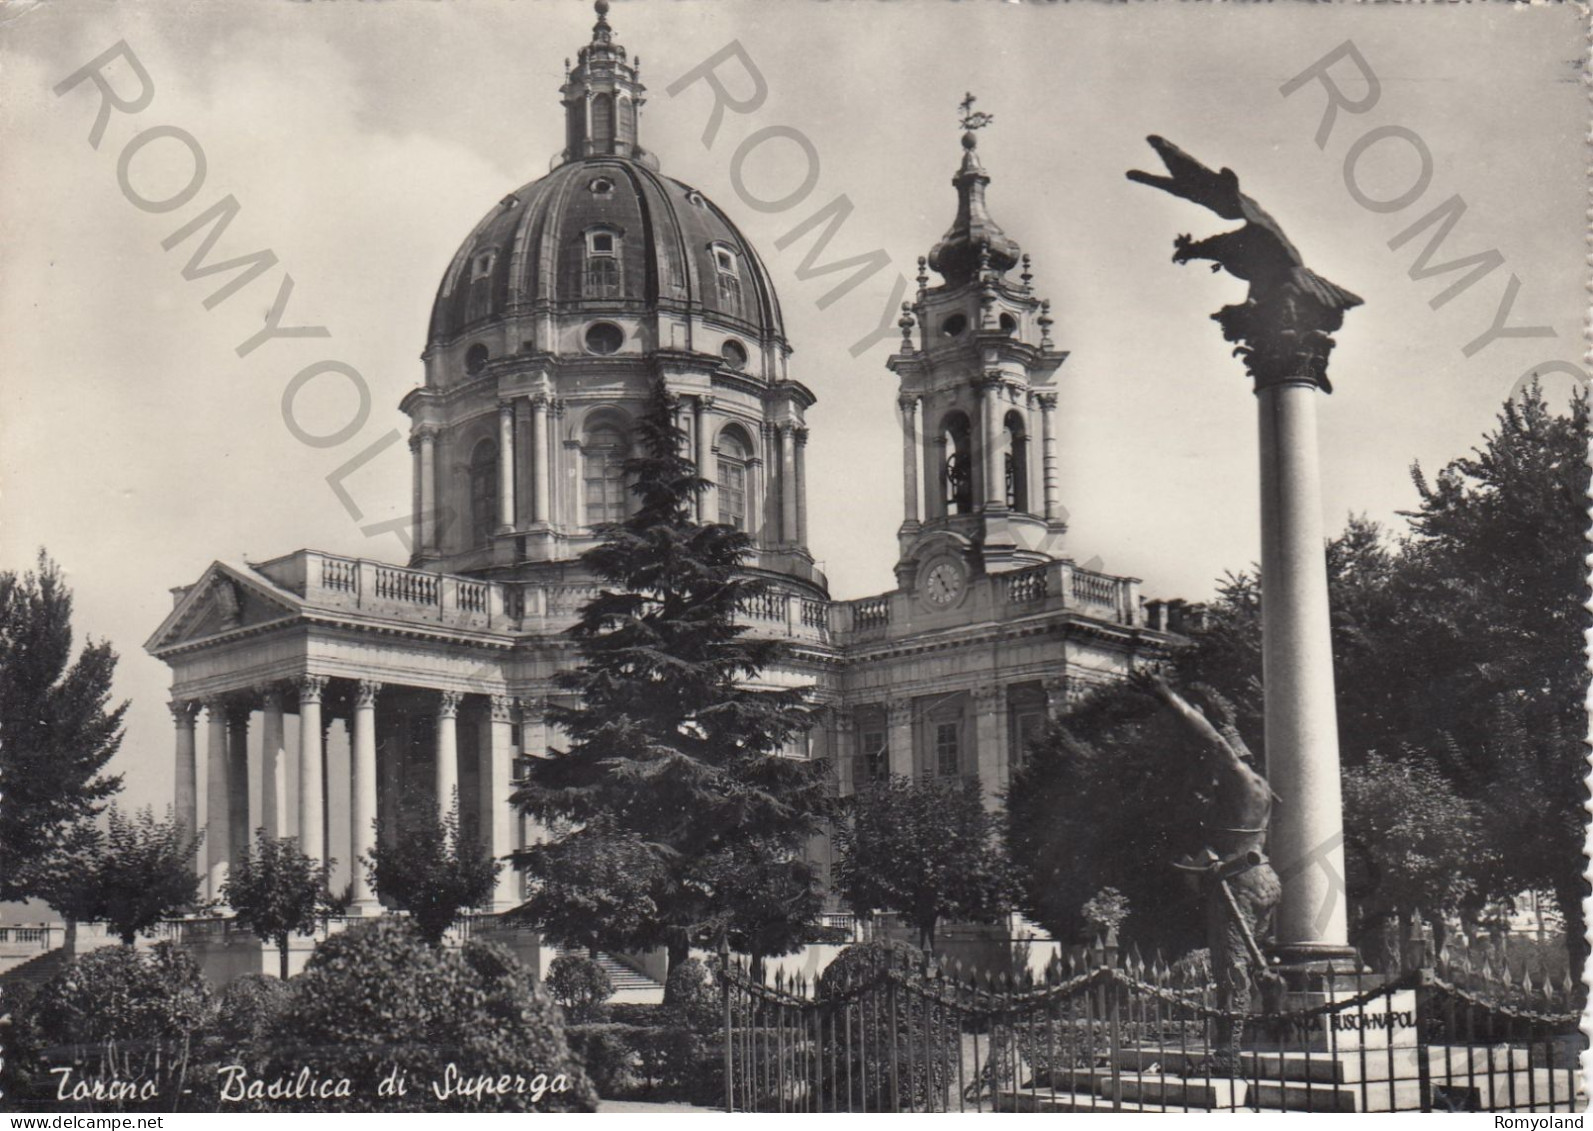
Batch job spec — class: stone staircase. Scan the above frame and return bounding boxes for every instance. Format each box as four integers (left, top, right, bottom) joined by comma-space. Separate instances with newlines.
1003, 1044, 1586, 1113
556, 947, 664, 1004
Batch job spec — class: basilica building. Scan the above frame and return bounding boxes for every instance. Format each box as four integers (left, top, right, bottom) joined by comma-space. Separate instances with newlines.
146, 4, 1177, 959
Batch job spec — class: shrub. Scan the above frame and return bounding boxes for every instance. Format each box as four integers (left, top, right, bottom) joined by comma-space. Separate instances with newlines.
545, 954, 614, 1023
11, 943, 213, 1111
663, 957, 718, 1032
253, 918, 596, 1111
565, 1022, 643, 1096
213, 974, 293, 1046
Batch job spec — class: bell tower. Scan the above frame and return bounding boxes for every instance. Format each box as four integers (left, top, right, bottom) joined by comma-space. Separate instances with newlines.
889, 97, 1069, 595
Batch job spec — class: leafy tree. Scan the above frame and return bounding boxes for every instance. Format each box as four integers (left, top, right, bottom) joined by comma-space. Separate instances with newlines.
0, 551, 126, 903
509, 819, 665, 954
367, 796, 499, 946
512, 380, 829, 976
834, 775, 1009, 951
58, 806, 204, 946
223, 829, 334, 978
1342, 748, 1493, 968
1081, 887, 1131, 938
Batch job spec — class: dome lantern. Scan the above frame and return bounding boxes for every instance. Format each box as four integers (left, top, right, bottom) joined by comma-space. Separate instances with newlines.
559, 0, 652, 165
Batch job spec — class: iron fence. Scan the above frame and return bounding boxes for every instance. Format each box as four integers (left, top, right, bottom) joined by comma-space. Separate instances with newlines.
719, 938, 1586, 1112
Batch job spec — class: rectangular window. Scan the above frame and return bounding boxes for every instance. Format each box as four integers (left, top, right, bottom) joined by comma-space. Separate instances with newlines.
585, 256, 620, 298
717, 272, 742, 316
591, 233, 614, 254
935, 721, 960, 778
718, 459, 747, 529
860, 729, 886, 780
1012, 711, 1045, 768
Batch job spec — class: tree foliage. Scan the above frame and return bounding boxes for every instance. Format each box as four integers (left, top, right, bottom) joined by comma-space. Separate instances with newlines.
834, 775, 1010, 950
511, 381, 830, 972
0, 551, 126, 903
367, 797, 499, 946
223, 829, 334, 978
41, 806, 205, 945
1010, 386, 1588, 969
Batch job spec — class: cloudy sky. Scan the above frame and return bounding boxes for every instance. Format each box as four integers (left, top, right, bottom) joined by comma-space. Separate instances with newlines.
2, 0, 1584, 816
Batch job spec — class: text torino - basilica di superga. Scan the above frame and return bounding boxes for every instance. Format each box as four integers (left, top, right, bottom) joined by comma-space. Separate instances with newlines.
146, 3, 1181, 980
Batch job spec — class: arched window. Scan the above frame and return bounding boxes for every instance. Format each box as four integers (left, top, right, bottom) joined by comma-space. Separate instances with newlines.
591, 93, 614, 150
717, 427, 750, 530
712, 244, 743, 317
584, 229, 621, 298
583, 422, 629, 527
1004, 410, 1029, 512
617, 96, 637, 147
468, 439, 498, 548
940, 412, 974, 515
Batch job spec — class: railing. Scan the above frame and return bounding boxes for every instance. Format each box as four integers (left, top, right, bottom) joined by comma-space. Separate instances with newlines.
852, 596, 891, 632
1005, 567, 1047, 603
320, 556, 357, 593
1069, 568, 1119, 608
373, 564, 438, 606
720, 934, 1588, 1113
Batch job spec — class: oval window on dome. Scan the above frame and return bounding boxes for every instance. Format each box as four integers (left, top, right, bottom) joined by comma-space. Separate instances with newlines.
685, 189, 707, 209
588, 177, 615, 196
941, 313, 968, 338
584, 322, 625, 355
465, 343, 489, 374
720, 339, 748, 369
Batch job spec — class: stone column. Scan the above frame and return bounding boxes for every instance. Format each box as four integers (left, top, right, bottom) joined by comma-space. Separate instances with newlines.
531, 396, 550, 524
170, 700, 199, 878
695, 395, 715, 523
259, 685, 286, 839
794, 427, 809, 547
227, 706, 250, 866
436, 690, 461, 814
899, 395, 921, 527
981, 377, 1005, 509
778, 424, 798, 545
203, 697, 230, 901
746, 455, 764, 545
1036, 392, 1060, 522
974, 685, 1003, 808
349, 679, 381, 914
497, 401, 516, 533
1258, 377, 1351, 961
417, 426, 438, 553
297, 675, 328, 867
481, 695, 517, 911
833, 711, 856, 796
886, 700, 914, 779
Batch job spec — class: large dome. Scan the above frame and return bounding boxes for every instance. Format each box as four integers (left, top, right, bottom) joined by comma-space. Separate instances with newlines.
428, 157, 785, 349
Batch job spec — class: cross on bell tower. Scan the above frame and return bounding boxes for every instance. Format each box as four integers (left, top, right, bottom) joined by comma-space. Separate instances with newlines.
888, 98, 1070, 593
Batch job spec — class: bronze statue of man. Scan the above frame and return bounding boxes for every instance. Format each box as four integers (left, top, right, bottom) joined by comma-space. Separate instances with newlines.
1138, 670, 1283, 1065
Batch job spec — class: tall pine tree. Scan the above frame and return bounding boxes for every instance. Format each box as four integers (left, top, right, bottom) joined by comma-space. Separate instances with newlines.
511, 381, 830, 973
0, 551, 125, 903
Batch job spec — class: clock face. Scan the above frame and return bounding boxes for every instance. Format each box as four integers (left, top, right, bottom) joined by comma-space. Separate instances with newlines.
923, 560, 966, 606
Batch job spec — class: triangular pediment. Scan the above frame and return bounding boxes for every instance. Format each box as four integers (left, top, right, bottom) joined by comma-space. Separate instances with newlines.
144, 562, 304, 655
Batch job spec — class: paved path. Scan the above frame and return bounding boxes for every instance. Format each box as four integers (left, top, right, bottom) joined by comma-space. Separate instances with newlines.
596, 1099, 721, 1113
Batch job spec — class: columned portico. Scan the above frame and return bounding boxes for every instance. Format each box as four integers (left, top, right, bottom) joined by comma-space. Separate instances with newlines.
297, 675, 328, 867
260, 685, 287, 838
227, 707, 250, 867
482, 695, 518, 911
350, 679, 381, 914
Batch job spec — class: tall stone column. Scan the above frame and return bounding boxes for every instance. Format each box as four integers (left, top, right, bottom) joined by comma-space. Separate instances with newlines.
531, 395, 550, 524
481, 695, 518, 911
1258, 376, 1351, 961
695, 395, 715, 523
1036, 392, 1060, 522
746, 455, 764, 544
794, 427, 809, 547
203, 697, 230, 901
227, 706, 250, 867
259, 685, 286, 838
417, 426, 438, 553
497, 400, 516, 533
778, 424, 797, 545
436, 690, 461, 813
170, 700, 199, 878
899, 394, 921, 527
349, 679, 381, 914
297, 675, 328, 867
981, 377, 1005, 509
886, 700, 914, 779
